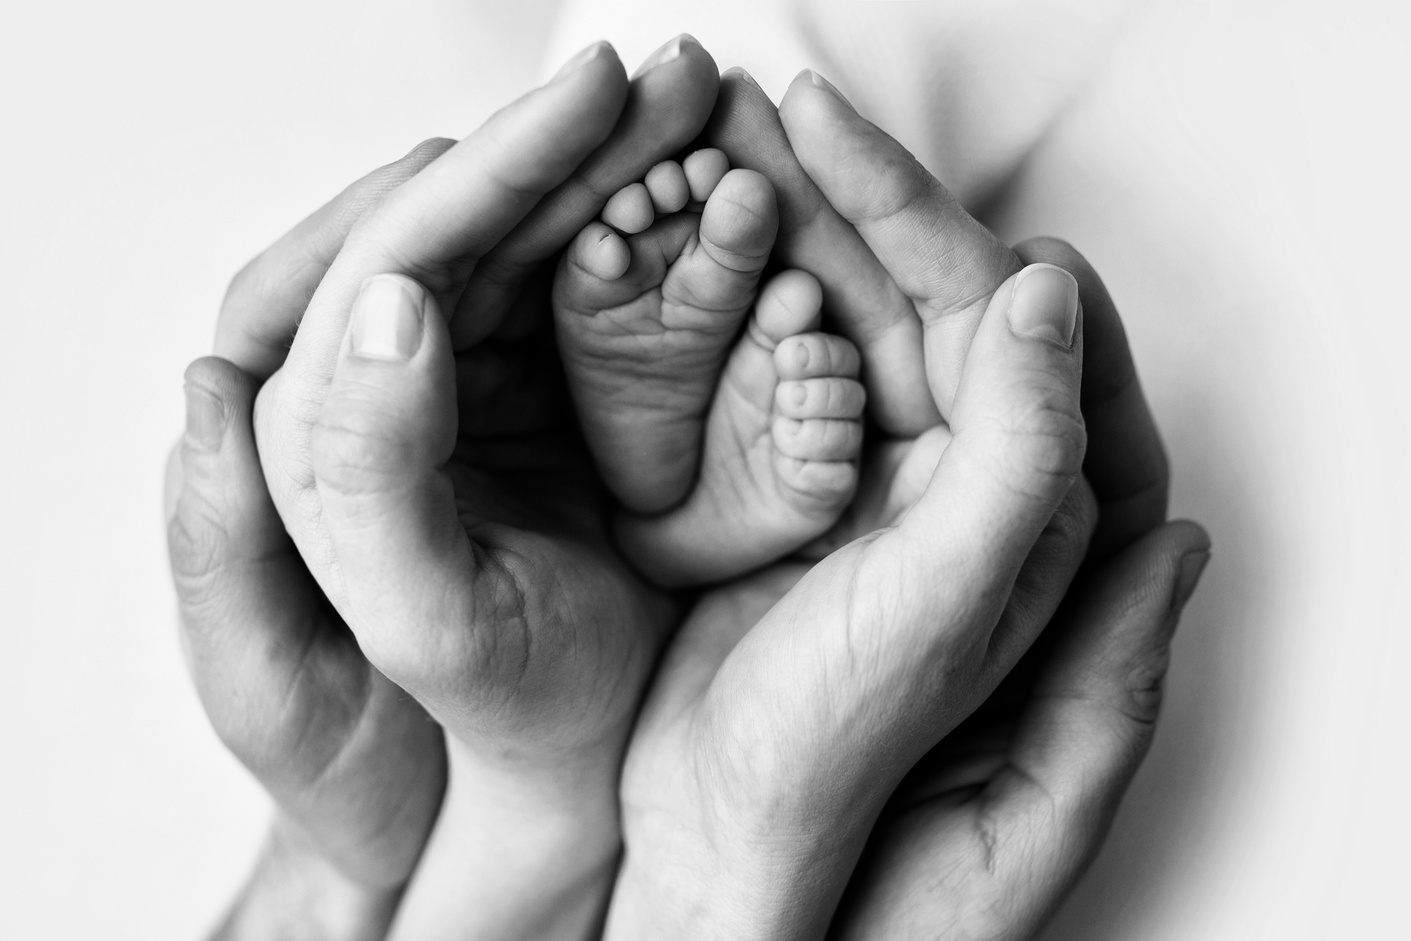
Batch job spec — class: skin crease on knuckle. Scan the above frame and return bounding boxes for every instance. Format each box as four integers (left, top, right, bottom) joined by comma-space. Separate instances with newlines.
962, 406, 1087, 507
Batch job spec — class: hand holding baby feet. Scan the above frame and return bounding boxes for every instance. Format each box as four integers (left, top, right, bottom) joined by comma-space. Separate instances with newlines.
555, 153, 865, 586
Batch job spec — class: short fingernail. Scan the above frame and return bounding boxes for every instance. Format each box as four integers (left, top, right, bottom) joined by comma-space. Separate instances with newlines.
350, 275, 424, 361
1008, 264, 1079, 349
1171, 551, 1211, 615
724, 66, 760, 89
183, 383, 225, 452
553, 40, 612, 82
806, 70, 855, 111
633, 34, 695, 78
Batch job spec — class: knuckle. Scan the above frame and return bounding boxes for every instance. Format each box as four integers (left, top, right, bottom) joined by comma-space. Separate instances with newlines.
1121, 643, 1173, 727
310, 402, 414, 497
167, 496, 230, 588
977, 394, 1088, 500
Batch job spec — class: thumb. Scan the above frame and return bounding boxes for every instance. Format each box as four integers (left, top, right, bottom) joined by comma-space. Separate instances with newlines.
310, 275, 513, 702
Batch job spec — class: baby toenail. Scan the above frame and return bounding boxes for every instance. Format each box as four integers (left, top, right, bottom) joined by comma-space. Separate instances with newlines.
795, 343, 810, 368
791, 383, 807, 406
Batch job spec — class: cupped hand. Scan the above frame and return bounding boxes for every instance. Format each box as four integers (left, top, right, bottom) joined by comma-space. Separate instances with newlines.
251, 36, 727, 941
605, 258, 1097, 940
169, 35, 724, 939
166, 140, 455, 937
601, 71, 1187, 940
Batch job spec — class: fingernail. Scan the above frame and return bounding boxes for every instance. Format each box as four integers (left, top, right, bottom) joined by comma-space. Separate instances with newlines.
1008, 264, 1079, 349
183, 383, 225, 452
350, 275, 424, 361
724, 66, 760, 89
633, 34, 695, 78
806, 70, 855, 112
553, 40, 611, 82
1171, 551, 1211, 615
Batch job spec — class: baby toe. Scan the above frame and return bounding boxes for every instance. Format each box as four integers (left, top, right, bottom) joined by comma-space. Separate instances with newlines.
570, 221, 632, 281
774, 455, 859, 507
645, 160, 690, 214
753, 270, 824, 347
775, 332, 863, 382
603, 182, 655, 234
683, 148, 730, 203
775, 377, 867, 421
699, 168, 779, 268
772, 416, 864, 463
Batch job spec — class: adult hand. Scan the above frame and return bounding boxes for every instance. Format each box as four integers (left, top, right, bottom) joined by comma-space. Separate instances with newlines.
605, 256, 1096, 939
245, 36, 721, 940
166, 140, 455, 940
169, 35, 721, 938
600, 72, 1189, 940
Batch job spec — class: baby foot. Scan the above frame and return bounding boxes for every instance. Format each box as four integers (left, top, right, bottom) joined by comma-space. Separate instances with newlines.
554, 148, 777, 514
615, 269, 866, 587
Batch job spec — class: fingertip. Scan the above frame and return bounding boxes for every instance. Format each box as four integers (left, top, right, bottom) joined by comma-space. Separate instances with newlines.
552, 39, 621, 85
1007, 264, 1080, 350
181, 357, 256, 455
347, 275, 430, 363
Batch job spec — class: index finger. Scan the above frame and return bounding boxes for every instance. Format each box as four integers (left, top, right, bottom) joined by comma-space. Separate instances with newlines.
278, 40, 631, 407
214, 136, 455, 378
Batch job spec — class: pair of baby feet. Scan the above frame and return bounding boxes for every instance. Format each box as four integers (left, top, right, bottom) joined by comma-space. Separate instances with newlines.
553, 149, 867, 586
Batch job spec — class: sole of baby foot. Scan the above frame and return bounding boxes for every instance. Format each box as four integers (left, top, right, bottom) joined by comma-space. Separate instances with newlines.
553, 150, 780, 515
616, 270, 866, 587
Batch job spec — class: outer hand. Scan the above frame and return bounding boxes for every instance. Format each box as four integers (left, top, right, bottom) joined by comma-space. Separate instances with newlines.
166, 140, 455, 937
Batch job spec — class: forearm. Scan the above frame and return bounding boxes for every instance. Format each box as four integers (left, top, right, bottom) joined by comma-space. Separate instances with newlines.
210, 815, 402, 941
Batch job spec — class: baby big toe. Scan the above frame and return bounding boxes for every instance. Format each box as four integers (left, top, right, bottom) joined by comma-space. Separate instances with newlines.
699, 169, 778, 266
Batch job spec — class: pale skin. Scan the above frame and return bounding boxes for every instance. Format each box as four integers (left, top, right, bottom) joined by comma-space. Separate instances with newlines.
596, 69, 1191, 939
554, 153, 869, 588
165, 34, 1202, 936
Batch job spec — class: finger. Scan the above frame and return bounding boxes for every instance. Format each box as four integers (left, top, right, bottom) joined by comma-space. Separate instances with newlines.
452, 34, 719, 347
280, 41, 629, 405
168, 356, 333, 759
702, 69, 938, 436
780, 69, 1020, 417
832, 521, 1210, 940
215, 137, 455, 379
309, 275, 517, 704
1014, 237, 1170, 558
882, 264, 1086, 662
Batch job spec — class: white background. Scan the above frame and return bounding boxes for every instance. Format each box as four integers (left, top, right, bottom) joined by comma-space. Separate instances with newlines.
1, 1, 1407, 938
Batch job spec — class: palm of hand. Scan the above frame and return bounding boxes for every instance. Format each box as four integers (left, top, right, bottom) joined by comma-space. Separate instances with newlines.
420, 317, 676, 754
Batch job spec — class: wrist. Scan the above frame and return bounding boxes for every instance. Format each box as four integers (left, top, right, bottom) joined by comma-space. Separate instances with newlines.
385, 741, 624, 941
210, 814, 403, 941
